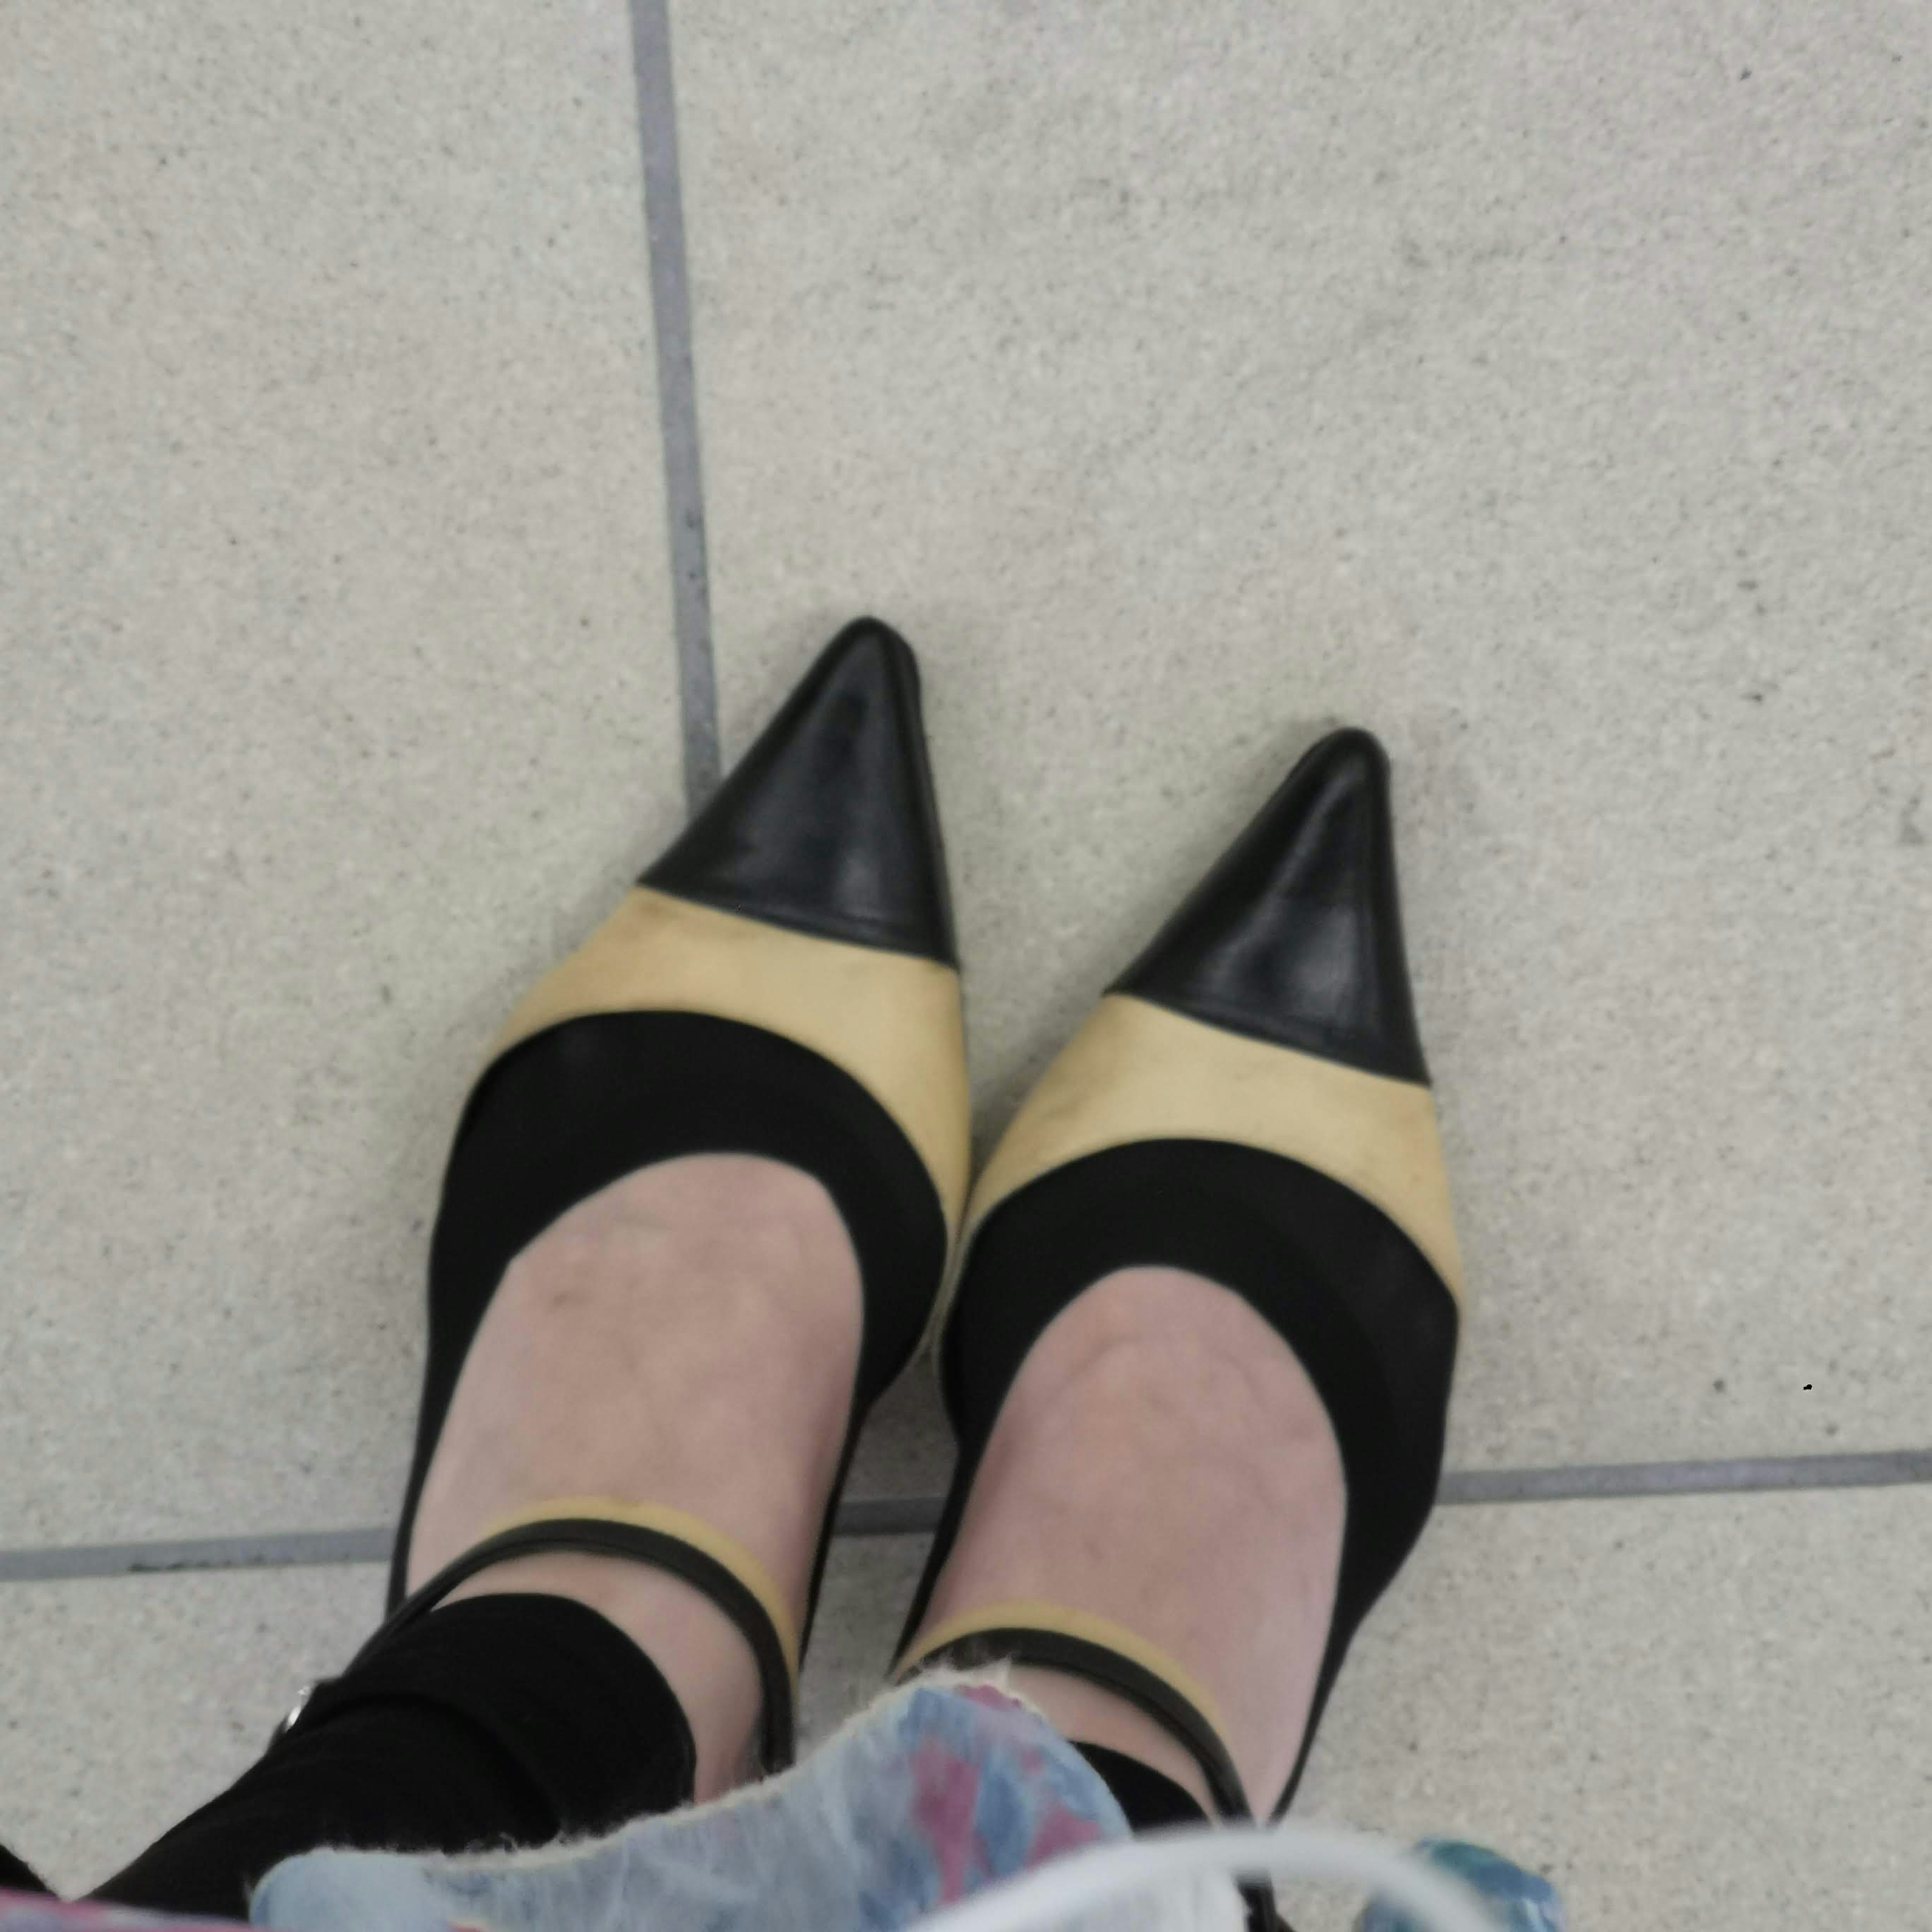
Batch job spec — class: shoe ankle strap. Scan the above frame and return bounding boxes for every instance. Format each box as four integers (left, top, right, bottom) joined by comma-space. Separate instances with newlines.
896, 1600, 1249, 1821
334, 1500, 799, 1773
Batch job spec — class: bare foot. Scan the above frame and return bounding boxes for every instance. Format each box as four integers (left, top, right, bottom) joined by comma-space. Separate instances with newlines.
407, 1154, 862, 1798
911, 1265, 1345, 1813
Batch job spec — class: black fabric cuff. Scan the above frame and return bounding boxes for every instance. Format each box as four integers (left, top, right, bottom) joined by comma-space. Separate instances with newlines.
94, 1592, 693, 1920
302, 1592, 696, 1825
1075, 1743, 1210, 1831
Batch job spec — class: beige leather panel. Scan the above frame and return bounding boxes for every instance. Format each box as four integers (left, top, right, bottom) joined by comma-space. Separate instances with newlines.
962, 993, 1464, 1302
489, 887, 971, 1234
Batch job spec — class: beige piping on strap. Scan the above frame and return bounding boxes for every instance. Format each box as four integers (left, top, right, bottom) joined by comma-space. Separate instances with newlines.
897, 1597, 1232, 1750
477, 1497, 801, 1698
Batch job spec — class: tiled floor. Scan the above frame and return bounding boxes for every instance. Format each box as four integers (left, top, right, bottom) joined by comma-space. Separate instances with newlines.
3, 1, 1928, 1925
1, 0, 684, 1548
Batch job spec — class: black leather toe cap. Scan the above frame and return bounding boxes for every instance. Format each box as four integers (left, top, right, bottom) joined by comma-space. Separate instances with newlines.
1113, 728, 1428, 1083
643, 618, 957, 965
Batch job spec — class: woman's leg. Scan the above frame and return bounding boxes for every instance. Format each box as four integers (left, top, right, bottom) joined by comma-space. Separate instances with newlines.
405, 1154, 862, 1795
909, 1264, 1345, 1817
94, 619, 965, 1916
897, 729, 1461, 1859
94, 1155, 862, 1916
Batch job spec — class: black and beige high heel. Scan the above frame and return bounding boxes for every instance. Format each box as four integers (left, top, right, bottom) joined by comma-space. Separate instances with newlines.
316, 620, 970, 1775
895, 728, 1463, 1832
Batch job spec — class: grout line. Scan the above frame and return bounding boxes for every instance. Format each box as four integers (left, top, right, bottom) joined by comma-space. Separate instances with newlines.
629, 0, 721, 813
0, 1530, 390, 1584
1437, 1447, 1932, 1504
834, 1496, 941, 1538
3, 1450, 1928, 1583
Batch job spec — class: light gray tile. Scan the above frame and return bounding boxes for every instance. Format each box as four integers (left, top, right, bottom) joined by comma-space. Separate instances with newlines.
0, 1565, 384, 1895
801, 1495, 1932, 1932
845, 1364, 954, 1504
0, 2, 683, 1543
1285, 1487, 1932, 1930
798, 1531, 932, 1750
676, 1, 1932, 1469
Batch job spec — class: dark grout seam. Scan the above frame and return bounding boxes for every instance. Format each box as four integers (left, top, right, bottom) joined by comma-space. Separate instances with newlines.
0, 1530, 393, 1584
629, 0, 721, 812
3, 1451, 1928, 1584
1436, 1447, 1932, 1504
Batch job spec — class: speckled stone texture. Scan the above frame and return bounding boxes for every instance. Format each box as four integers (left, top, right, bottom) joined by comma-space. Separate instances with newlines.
674, 0, 1932, 1472
0, 1, 685, 1544
1286, 1487, 1932, 1929
804, 1496, 1932, 1932
797, 1532, 933, 1749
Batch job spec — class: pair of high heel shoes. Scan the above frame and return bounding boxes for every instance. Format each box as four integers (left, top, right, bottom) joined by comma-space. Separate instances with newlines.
343, 617, 1463, 1836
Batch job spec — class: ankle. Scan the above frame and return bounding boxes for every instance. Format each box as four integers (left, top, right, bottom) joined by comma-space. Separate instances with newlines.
439, 1553, 764, 1800
403, 1155, 862, 1798
913, 1265, 1345, 1810
1004, 1667, 1217, 1815
408, 1154, 862, 1599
